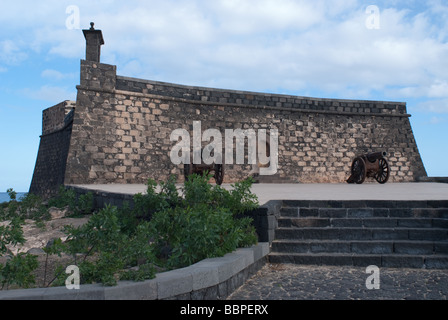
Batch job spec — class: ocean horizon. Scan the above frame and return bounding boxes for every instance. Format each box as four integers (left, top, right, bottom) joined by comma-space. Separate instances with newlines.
0, 192, 28, 204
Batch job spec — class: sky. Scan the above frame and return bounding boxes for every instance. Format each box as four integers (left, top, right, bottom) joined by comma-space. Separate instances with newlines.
1, 0, 447, 192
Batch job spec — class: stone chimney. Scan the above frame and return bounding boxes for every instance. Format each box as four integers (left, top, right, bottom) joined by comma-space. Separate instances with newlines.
82, 22, 104, 62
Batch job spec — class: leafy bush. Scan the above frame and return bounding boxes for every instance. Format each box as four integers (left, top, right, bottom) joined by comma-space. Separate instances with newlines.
60, 205, 155, 286
150, 205, 256, 268
0, 186, 94, 223
0, 190, 41, 290
0, 174, 259, 289
0, 187, 95, 290
6, 188, 17, 202
48, 186, 94, 216
182, 174, 259, 214
48, 186, 77, 210
144, 173, 258, 269
133, 175, 181, 220
0, 253, 38, 290
0, 218, 25, 256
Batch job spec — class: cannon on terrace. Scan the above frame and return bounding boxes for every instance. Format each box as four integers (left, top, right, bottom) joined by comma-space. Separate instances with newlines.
347, 151, 390, 184
183, 146, 225, 185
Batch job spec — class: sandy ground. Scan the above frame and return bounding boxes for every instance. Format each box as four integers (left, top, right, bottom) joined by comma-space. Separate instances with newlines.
0, 215, 90, 290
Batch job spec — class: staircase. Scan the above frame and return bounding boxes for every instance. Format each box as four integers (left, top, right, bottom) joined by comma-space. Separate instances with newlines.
269, 200, 448, 269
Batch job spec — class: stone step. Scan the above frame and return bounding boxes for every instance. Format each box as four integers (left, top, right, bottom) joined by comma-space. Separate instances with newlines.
268, 252, 448, 269
273, 200, 448, 269
281, 200, 448, 209
277, 217, 448, 229
279, 207, 448, 219
271, 239, 448, 255
275, 227, 448, 241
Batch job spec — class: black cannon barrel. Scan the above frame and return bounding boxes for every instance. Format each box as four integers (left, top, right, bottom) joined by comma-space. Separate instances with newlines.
366, 151, 387, 162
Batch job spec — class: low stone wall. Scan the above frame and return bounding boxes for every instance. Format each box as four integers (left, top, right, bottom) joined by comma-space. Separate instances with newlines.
67, 185, 136, 210
0, 243, 269, 300
416, 177, 448, 184
244, 200, 281, 244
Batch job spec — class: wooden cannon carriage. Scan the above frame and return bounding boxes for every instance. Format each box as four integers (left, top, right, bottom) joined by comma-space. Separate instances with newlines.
347, 151, 390, 184
183, 147, 224, 185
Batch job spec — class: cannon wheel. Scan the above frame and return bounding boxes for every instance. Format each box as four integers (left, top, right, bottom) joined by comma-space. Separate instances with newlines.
351, 157, 366, 184
214, 164, 224, 185
375, 158, 390, 184
184, 163, 192, 182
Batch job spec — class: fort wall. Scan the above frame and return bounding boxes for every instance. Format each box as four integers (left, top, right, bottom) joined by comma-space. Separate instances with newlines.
29, 101, 75, 197
30, 26, 427, 197
62, 60, 426, 187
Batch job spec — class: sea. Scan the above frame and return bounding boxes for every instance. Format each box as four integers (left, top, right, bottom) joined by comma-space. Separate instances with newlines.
0, 192, 28, 204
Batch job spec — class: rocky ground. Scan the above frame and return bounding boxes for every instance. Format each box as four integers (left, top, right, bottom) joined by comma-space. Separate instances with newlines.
0, 211, 90, 290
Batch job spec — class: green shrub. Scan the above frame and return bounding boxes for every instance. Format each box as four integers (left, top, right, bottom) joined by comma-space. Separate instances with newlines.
62, 205, 155, 286
1, 187, 94, 226
48, 186, 77, 209
145, 173, 259, 269
149, 204, 257, 268
6, 188, 17, 202
0, 217, 25, 256
0, 174, 259, 288
19, 193, 50, 221
0, 190, 37, 290
77, 192, 94, 215
0, 253, 39, 290
133, 175, 181, 220
1, 190, 49, 222
182, 174, 259, 214
48, 186, 94, 216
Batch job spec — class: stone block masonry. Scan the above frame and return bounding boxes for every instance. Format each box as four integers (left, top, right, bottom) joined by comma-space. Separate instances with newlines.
41, 101, 76, 135
30, 101, 75, 198
30, 26, 427, 196
62, 60, 426, 188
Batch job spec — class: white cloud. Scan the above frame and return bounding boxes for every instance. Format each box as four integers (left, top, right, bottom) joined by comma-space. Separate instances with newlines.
116, 1, 447, 100
428, 116, 446, 124
0, 40, 27, 66
205, 0, 327, 35
427, 81, 448, 98
41, 69, 76, 81
385, 78, 448, 102
417, 99, 448, 114
1, 0, 447, 103
1, 0, 448, 182
21, 85, 76, 103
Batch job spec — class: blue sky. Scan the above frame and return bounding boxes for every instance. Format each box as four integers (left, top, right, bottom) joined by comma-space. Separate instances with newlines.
1, 0, 447, 192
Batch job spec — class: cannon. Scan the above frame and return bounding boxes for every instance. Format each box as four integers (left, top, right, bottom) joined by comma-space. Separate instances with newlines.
347, 151, 390, 184
183, 147, 225, 185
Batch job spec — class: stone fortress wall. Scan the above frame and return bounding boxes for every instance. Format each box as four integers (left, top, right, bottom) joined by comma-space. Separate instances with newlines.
30, 101, 75, 197
30, 25, 427, 197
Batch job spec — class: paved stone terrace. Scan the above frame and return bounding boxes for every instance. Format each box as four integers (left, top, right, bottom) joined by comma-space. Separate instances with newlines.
227, 263, 448, 300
